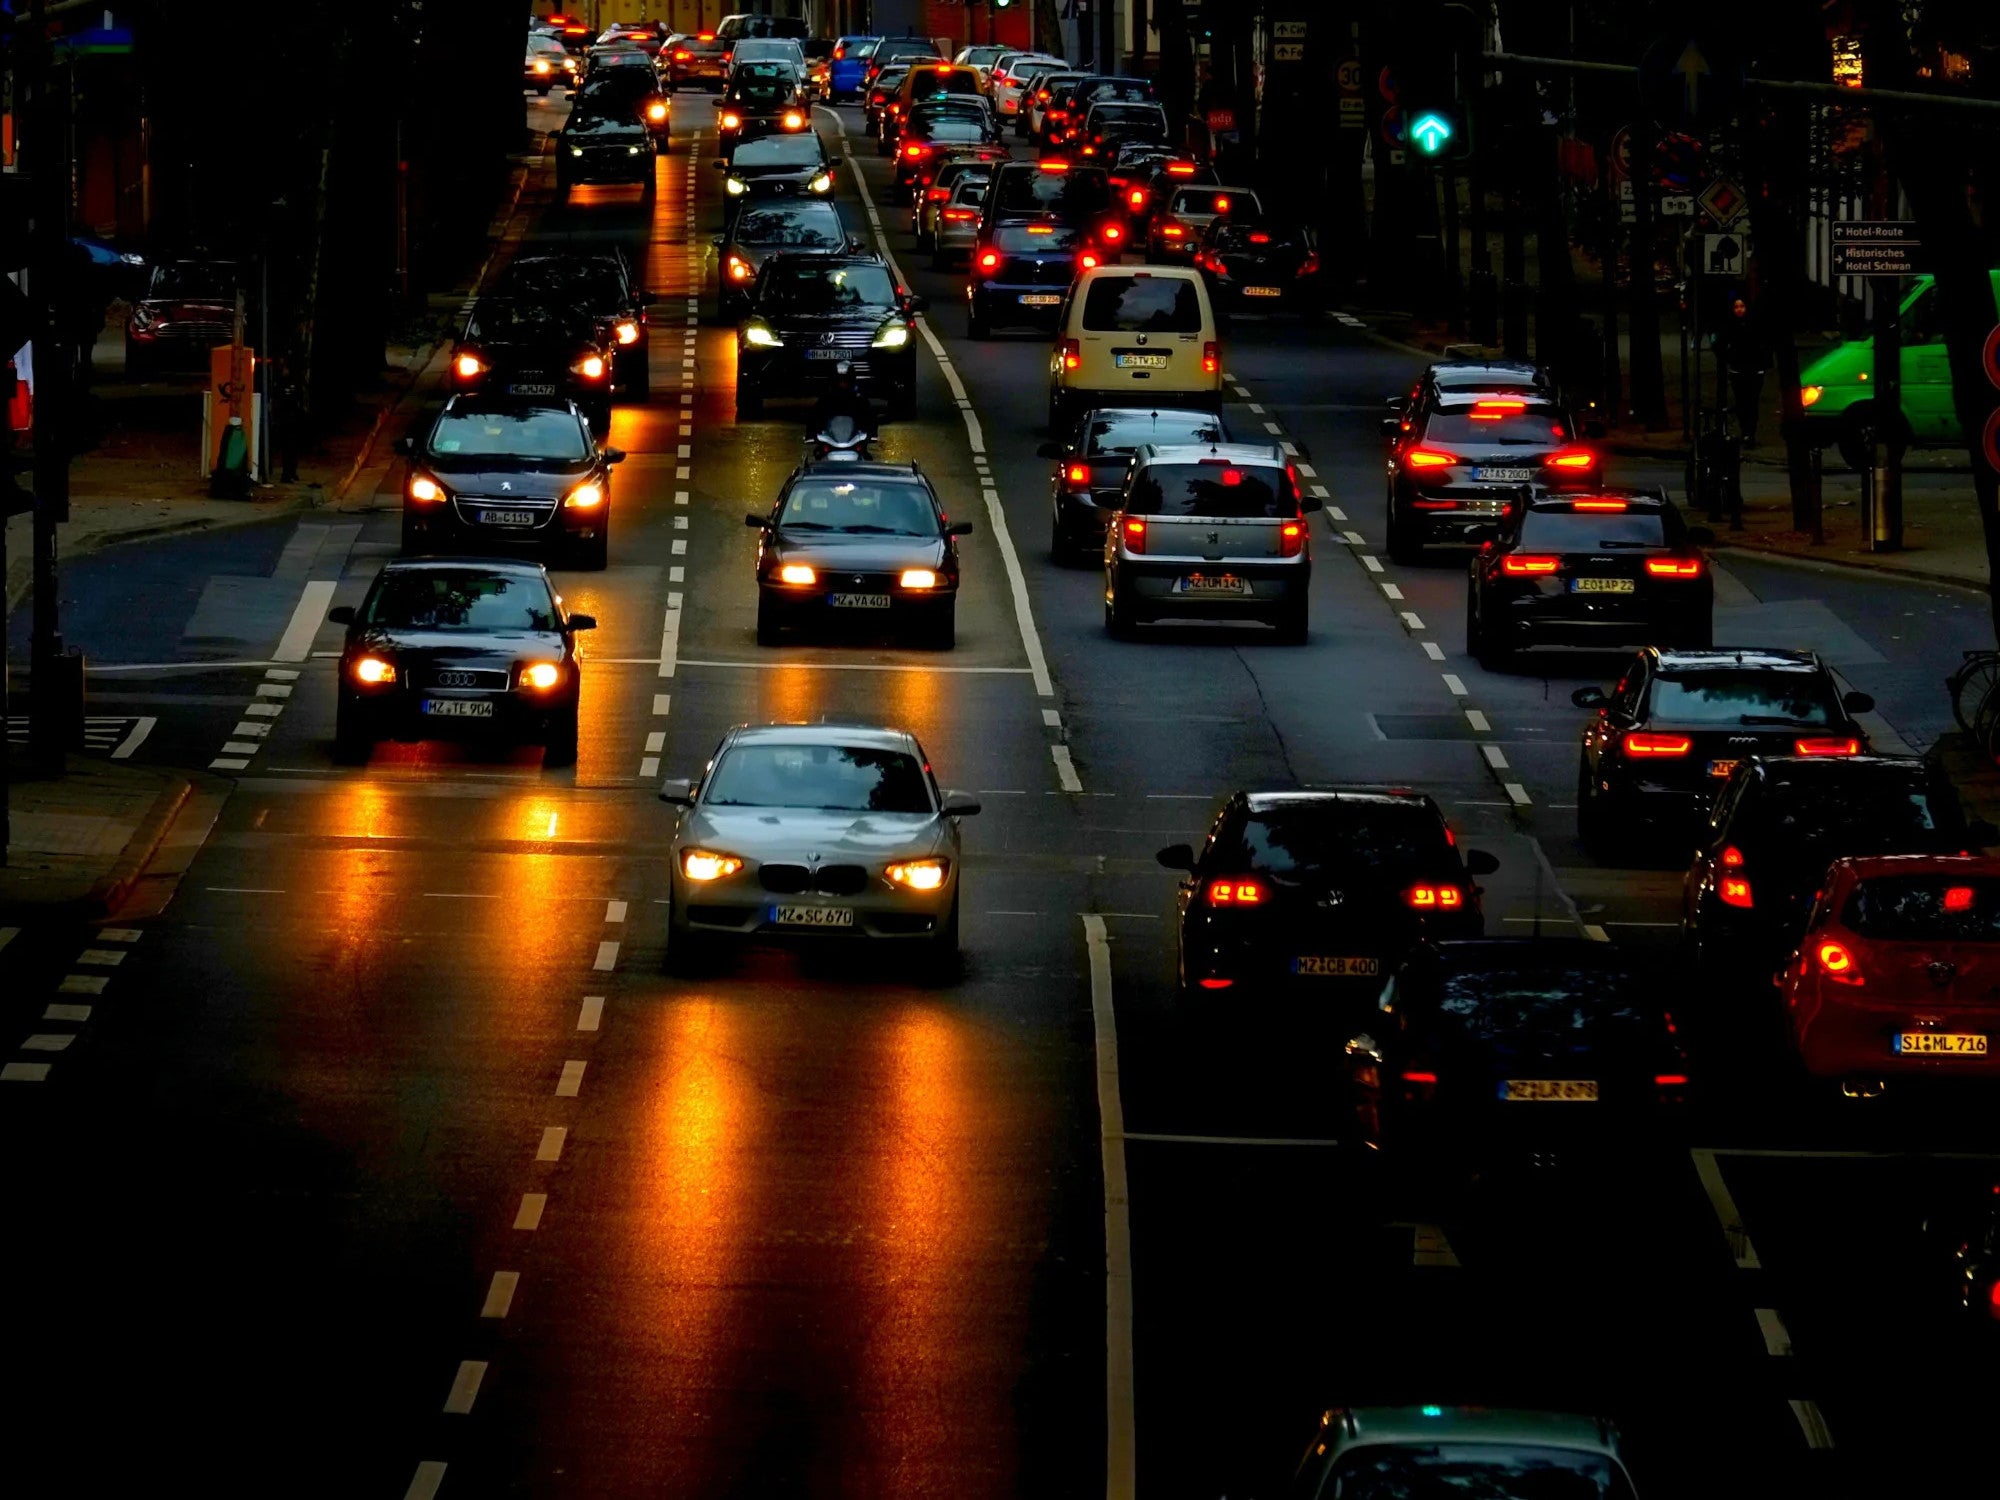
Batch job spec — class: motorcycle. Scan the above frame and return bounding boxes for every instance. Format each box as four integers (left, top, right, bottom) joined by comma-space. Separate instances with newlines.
807, 412, 873, 463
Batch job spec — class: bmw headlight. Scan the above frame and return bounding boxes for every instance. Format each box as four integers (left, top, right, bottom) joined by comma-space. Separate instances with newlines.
570, 146, 584, 157
725, 176, 747, 195
743, 323, 783, 348
871, 323, 911, 349
808, 172, 832, 193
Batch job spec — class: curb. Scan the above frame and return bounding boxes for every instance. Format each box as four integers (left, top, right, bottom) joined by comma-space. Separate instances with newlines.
0, 772, 190, 923
1712, 540, 1989, 595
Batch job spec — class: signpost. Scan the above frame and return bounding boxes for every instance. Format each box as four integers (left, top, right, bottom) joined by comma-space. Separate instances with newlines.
1696, 177, 1746, 226
1830, 220, 1923, 276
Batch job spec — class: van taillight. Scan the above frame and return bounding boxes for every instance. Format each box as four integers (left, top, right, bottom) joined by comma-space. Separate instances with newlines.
1060, 337, 1081, 370
1202, 341, 1218, 375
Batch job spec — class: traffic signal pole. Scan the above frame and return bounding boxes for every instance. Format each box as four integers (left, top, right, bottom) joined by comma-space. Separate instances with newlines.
25, 0, 71, 772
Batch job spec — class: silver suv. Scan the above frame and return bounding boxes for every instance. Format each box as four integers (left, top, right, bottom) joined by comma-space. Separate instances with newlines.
1102, 442, 1319, 641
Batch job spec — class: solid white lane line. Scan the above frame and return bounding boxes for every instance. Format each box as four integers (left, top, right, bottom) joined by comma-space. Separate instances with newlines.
1082, 914, 1137, 1500
1481, 745, 1509, 770
1691, 1148, 1762, 1269
677, 657, 1033, 674
1465, 709, 1490, 731
577, 995, 604, 1031
443, 1359, 487, 1414
1421, 641, 1445, 661
402, 1461, 448, 1500
111, 715, 156, 759
514, 1193, 547, 1230
273, 580, 339, 663
1051, 745, 1083, 793
1755, 1307, 1794, 1357
43, 1003, 92, 1022
537, 1126, 568, 1161
557, 1060, 587, 1097
593, 940, 619, 971
605, 898, 628, 923
1789, 1399, 1835, 1449
481, 1272, 520, 1319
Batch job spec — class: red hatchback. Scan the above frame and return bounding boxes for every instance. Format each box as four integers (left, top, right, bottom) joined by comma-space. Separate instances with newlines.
1782, 855, 2000, 1092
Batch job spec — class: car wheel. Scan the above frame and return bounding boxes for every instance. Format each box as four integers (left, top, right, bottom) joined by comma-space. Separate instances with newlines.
575, 525, 609, 571
1050, 517, 1072, 564
625, 357, 651, 399
543, 707, 580, 768
922, 895, 962, 983
1275, 595, 1308, 644
920, 601, 956, 650
1474, 599, 1511, 671
537, 84, 553, 97
1106, 582, 1139, 639
735, 383, 763, 418
755, 595, 784, 646
400, 516, 426, 555
332, 704, 372, 766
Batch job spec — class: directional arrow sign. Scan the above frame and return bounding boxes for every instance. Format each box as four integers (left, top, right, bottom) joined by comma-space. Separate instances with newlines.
1409, 111, 1454, 156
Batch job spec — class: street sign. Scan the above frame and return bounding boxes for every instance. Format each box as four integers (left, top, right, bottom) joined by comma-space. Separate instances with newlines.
1982, 325, 2000, 391
1206, 107, 1237, 133
1273, 42, 1304, 62
1696, 177, 1746, 225
1274, 20, 1307, 40
1380, 104, 1404, 146
1702, 232, 1749, 277
1660, 194, 1696, 216
1336, 59, 1363, 92
1638, 35, 1743, 130
1339, 96, 1366, 128
1830, 220, 1923, 276
1610, 126, 1631, 180
1983, 407, 2000, 475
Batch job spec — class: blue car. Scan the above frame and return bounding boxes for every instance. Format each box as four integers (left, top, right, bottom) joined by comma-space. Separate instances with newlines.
829, 35, 879, 100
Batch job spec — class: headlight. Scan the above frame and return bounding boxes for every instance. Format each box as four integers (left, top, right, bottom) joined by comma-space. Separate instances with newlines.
782, 110, 805, 129
570, 147, 584, 157
627, 145, 641, 155
575, 355, 607, 379
408, 475, 444, 503
743, 323, 782, 348
681, 849, 744, 881
725, 176, 748, 195
721, 111, 742, 129
564, 482, 604, 508
898, 569, 938, 589
535, 60, 552, 73
1800, 385, 1823, 408
521, 661, 562, 690
647, 101, 667, 120
353, 656, 396, 684
872, 323, 911, 349
614, 320, 640, 345
777, 563, 817, 585
808, 172, 832, 193
886, 858, 949, 891
454, 353, 483, 378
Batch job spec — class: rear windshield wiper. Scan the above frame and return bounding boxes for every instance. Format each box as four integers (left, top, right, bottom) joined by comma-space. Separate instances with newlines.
1738, 714, 1826, 727
1594, 540, 1654, 549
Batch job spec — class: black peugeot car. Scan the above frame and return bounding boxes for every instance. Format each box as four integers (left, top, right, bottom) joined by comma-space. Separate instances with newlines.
1156, 789, 1496, 1007
493, 250, 651, 398
716, 61, 810, 159
554, 108, 656, 202
396, 398, 624, 569
747, 460, 973, 648
1465, 489, 1716, 669
1573, 646, 1876, 855
735, 253, 922, 418
1039, 405, 1231, 561
447, 297, 619, 428
328, 557, 595, 767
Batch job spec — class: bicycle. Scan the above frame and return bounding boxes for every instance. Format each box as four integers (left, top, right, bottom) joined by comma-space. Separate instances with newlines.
1947, 649, 2000, 733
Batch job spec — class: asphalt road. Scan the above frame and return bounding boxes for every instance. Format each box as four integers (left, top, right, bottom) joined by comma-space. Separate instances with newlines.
4, 86, 1998, 1500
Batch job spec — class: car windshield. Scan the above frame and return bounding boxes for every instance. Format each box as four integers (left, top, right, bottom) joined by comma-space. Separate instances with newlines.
759, 262, 897, 312
1648, 671, 1837, 726
467, 301, 595, 342
994, 223, 1083, 252
1126, 463, 1293, 519
1081, 79, 1157, 103
993, 167, 1110, 216
1170, 189, 1249, 216
1081, 274, 1202, 333
1762, 777, 1964, 864
428, 408, 588, 460
1517, 512, 1670, 548
1844, 875, 2000, 941
150, 263, 237, 299
1217, 804, 1452, 880
500, 259, 626, 309
873, 67, 910, 91
733, 207, 847, 249
1085, 410, 1226, 453
778, 478, 936, 535
734, 136, 822, 168
1328, 1443, 1637, 1500
366, 571, 559, 633
703, 743, 933, 814
1425, 409, 1568, 444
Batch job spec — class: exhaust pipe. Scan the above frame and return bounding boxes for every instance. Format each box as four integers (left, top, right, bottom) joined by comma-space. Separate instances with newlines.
1841, 1077, 1887, 1099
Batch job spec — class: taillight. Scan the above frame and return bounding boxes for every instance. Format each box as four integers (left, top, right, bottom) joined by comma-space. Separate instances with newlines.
1400, 1068, 1439, 1103
942, 208, 977, 221
1202, 341, 1218, 375
1646, 557, 1704, 577
1207, 878, 1265, 905
1078, 252, 1099, 271
1720, 876, 1754, 909
1622, 732, 1693, 756
904, 143, 926, 158
1297, 251, 1320, 276
1065, 463, 1090, 486
1060, 337, 1081, 371
1127, 188, 1147, 209
1815, 938, 1863, 984
1402, 449, 1456, 470
1162, 224, 1185, 238
1121, 516, 1146, 552
1794, 737, 1860, 757
927, 186, 951, 201
1404, 884, 1464, 910
978, 249, 1001, 273
1500, 554, 1561, 575
1278, 520, 1305, 557
1653, 1072, 1690, 1104
1720, 845, 1744, 868
1544, 448, 1598, 471
1102, 221, 1123, 241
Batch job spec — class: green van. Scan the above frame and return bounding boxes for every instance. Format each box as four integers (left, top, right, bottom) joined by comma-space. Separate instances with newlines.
1798, 270, 2000, 469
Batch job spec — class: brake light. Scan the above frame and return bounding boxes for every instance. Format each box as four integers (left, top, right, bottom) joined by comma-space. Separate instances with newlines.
1078, 252, 1099, 270
1470, 399, 1525, 418
1214, 194, 1231, 212
904, 143, 926, 158
942, 208, 977, 221
674, 49, 688, 59
1208, 878, 1266, 905
978, 249, 1001, 273
1945, 885, 1977, 912
1801, 385, 1823, 407
1026, 224, 1054, 234
1653, 1072, 1690, 1104
1248, 231, 1271, 244
1403, 449, 1456, 470
1202, 341, 1218, 375
1162, 224, 1185, 238
927, 186, 952, 201
1793, 737, 1861, 757
1128, 188, 1147, 209
1278, 520, 1305, 557
1646, 557, 1704, 576
1816, 939, 1862, 984
647, 101, 667, 121
1400, 1068, 1438, 1086
1404, 884, 1464, 909
1121, 515, 1146, 552
1547, 451, 1601, 471
1298, 251, 1320, 276
1198, 977, 1233, 990
1720, 876, 1754, 909
1102, 222, 1123, 241
1060, 337, 1081, 370
783, 110, 805, 130
1623, 732, 1693, 756
1721, 845, 1744, 868
1167, 162, 1196, 175
1041, 160, 1070, 172
1500, 554, 1561, 575
1066, 464, 1090, 485
453, 353, 483, 379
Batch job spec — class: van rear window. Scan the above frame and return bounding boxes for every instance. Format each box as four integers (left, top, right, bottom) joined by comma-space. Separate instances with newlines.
1126, 463, 1292, 519
1081, 275, 1201, 333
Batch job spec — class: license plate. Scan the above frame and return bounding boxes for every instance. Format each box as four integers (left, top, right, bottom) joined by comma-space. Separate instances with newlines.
1708, 758, 1740, 779
829, 592, 891, 609
1291, 955, 1380, 977
508, 382, 557, 396
1242, 285, 1283, 297
1894, 1031, 1989, 1055
806, 347, 845, 360
1019, 293, 1062, 306
1174, 574, 1249, 595
422, 699, 495, 718
771, 903, 855, 928
1500, 1078, 1599, 1102
1472, 467, 1535, 482
479, 509, 538, 527
1115, 353, 1170, 369
1571, 577, 1636, 593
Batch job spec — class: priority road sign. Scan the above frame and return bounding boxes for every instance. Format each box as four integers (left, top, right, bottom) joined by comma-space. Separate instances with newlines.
1697, 177, 1746, 226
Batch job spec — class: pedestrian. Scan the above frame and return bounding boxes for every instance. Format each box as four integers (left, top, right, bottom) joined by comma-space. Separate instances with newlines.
1722, 295, 1771, 446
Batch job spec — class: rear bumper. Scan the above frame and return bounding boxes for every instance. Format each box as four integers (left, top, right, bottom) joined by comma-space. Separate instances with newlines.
339, 688, 575, 744
1794, 1009, 2000, 1080
1116, 557, 1309, 609
1492, 592, 1711, 648
971, 283, 1068, 325
1058, 383, 1220, 413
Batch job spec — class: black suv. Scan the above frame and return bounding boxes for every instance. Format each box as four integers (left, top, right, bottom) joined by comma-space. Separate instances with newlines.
494, 250, 652, 398
735, 253, 923, 418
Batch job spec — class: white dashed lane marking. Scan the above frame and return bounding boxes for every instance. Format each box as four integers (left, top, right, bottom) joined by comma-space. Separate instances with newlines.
481, 1272, 520, 1319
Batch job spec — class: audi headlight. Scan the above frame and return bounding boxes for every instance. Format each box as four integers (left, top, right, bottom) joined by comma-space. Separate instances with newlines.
681, 848, 744, 882
521, 661, 562, 690
564, 482, 604, 508
808, 172, 832, 193
570, 146, 584, 157
872, 323, 911, 349
725, 175, 748, 195
743, 323, 782, 348
353, 656, 396, 684
886, 858, 949, 891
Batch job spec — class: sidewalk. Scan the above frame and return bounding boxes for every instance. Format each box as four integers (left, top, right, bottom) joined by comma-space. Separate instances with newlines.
0, 758, 190, 920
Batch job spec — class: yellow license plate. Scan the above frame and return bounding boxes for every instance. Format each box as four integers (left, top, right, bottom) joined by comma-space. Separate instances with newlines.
1500, 1078, 1599, 1102
1242, 286, 1283, 297
1894, 1032, 1988, 1056
1291, 955, 1380, 977
1708, 759, 1739, 779
1571, 577, 1636, 593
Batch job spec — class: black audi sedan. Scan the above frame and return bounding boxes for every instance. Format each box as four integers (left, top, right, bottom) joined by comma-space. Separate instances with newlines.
720, 133, 835, 207
554, 109, 656, 201
328, 557, 596, 766
735, 253, 922, 418
1039, 405, 1231, 561
1156, 788, 1496, 1008
1194, 219, 1321, 318
396, 398, 624, 569
1465, 489, 1715, 670
746, 461, 972, 648
447, 297, 619, 429
493, 249, 651, 398
1573, 646, 1875, 856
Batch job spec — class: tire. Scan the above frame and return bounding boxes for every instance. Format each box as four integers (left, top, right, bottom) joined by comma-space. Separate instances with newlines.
967, 304, 990, 339
921, 601, 956, 651
735, 384, 763, 419
332, 706, 371, 766
574, 525, 609, 572
543, 707, 580, 768
756, 595, 784, 645
625, 356, 651, 400
537, 84, 553, 97
1387, 503, 1423, 565
1836, 403, 1908, 473
1106, 581, 1139, 639
1051, 519, 1073, 564
1473, 592, 1511, 670
1464, 585, 1484, 659
923, 896, 962, 984
401, 516, 425, 555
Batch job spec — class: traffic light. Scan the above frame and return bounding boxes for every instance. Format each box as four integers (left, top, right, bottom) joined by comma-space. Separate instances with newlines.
1408, 110, 1455, 157
995, 0, 1013, 7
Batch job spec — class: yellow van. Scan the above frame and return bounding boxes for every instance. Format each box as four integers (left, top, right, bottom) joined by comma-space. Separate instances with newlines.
1048, 266, 1220, 432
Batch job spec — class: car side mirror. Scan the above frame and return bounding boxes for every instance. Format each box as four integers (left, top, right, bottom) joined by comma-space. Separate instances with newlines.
658, 777, 697, 806
745, 511, 769, 528
1299, 493, 1323, 513
603, 447, 626, 464
1037, 441, 1064, 460
1156, 842, 1195, 871
566, 613, 597, 631
393, 436, 414, 456
947, 520, 974, 537
941, 791, 981, 817
326, 605, 356, 624
1581, 418, 1609, 440
1386, 395, 1409, 410
1379, 417, 1403, 438
1464, 848, 1500, 877
1970, 819, 2000, 846
907, 294, 930, 313
713, 159, 729, 170
711, 234, 726, 248
1571, 685, 1608, 709
1687, 525, 1717, 545
1842, 690, 1876, 713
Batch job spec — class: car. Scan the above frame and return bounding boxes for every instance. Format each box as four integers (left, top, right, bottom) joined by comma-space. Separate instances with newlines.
1128, 155, 1216, 231
1286, 1408, 1642, 1500
1043, 74, 1159, 149
328, 556, 595, 766
736, 252, 921, 418
1149, 183, 1259, 260
892, 107, 1002, 200
1346, 939, 1691, 1160
1193, 219, 1321, 317
990, 54, 1066, 117
1077, 100, 1170, 159
579, 42, 654, 83
596, 21, 667, 55
863, 64, 912, 136
664, 33, 727, 90
953, 43, 1009, 79
1465, 490, 1713, 669
524, 34, 578, 94
553, 108, 656, 201
1025, 69, 1086, 141
1039, 405, 1231, 560
799, 37, 834, 99
723, 36, 806, 86
746, 460, 972, 646
656, 722, 980, 974
1780, 855, 2000, 1093
493, 249, 651, 399
1572, 647, 1876, 853
1106, 143, 1175, 215
720, 133, 835, 206
979, 160, 1114, 241
1385, 357, 1561, 446
124, 258, 241, 377
930, 175, 991, 267
967, 220, 1105, 338
1102, 442, 1319, 640
715, 12, 810, 43
911, 152, 1005, 248
1049, 265, 1222, 431
716, 61, 810, 157
395, 397, 623, 567
863, 37, 944, 94
715, 199, 852, 321
883, 62, 986, 146
572, 64, 671, 140
447, 296, 619, 427
1684, 754, 1988, 982
1156, 788, 1494, 1003
1384, 391, 1603, 561
828, 35, 879, 100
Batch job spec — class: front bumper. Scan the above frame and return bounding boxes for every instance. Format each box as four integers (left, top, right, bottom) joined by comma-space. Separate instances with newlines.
559, 150, 653, 184
404, 499, 605, 553
739, 345, 914, 397
675, 867, 956, 940
340, 685, 576, 744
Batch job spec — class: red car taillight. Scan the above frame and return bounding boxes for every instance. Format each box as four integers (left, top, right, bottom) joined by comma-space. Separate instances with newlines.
1622, 732, 1693, 757
1066, 463, 1090, 486
1128, 188, 1147, 210
1078, 251, 1100, 271
926, 186, 952, 201
1815, 938, 1864, 984
1121, 515, 1146, 552
1278, 520, 1305, 557
1060, 337, 1081, 370
1646, 557, 1704, 577
1402, 449, 1456, 471
978, 249, 1001, 275
1202, 341, 1218, 375
1207, 877, 1265, 905
1719, 876, 1754, 908
1794, 737, 1861, 757
1297, 251, 1320, 276
1500, 554, 1561, 575
1544, 447, 1597, 471
1403, 884, 1464, 910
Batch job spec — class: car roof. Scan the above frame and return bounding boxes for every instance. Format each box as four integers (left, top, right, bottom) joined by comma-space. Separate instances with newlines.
1650, 647, 1823, 674
1330, 1406, 1622, 1457
725, 721, 917, 752
792, 460, 929, 483
1241, 788, 1438, 813
1135, 441, 1286, 467
378, 555, 550, 577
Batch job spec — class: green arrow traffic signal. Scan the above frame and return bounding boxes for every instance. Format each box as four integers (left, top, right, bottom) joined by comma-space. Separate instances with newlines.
1409, 111, 1454, 156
